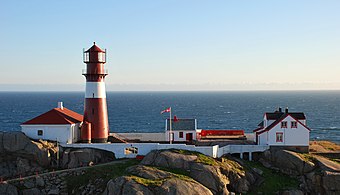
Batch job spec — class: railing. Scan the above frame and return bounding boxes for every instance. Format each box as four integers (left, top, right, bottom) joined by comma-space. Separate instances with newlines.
82, 69, 108, 75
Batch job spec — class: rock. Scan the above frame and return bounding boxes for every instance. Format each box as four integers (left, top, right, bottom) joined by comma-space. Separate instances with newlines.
280, 189, 304, 195
2, 132, 30, 152
322, 171, 340, 193
105, 176, 153, 195
252, 167, 263, 175
62, 148, 115, 168
22, 188, 42, 195
23, 180, 35, 188
141, 150, 197, 170
154, 178, 213, 195
262, 150, 315, 176
47, 188, 60, 195
126, 165, 171, 180
36, 176, 45, 187
140, 150, 259, 194
190, 163, 229, 195
0, 183, 18, 195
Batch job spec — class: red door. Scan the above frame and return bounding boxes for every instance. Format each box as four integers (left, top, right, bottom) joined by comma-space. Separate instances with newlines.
186, 133, 193, 142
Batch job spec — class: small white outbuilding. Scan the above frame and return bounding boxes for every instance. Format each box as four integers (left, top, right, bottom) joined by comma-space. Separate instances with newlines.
21, 102, 83, 144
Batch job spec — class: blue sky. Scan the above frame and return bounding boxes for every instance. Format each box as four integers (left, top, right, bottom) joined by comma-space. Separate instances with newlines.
0, 1, 340, 91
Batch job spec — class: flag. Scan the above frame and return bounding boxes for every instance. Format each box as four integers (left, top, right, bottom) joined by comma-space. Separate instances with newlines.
161, 107, 171, 114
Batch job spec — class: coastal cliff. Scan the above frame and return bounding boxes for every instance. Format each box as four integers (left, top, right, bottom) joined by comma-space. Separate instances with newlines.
0, 131, 339, 195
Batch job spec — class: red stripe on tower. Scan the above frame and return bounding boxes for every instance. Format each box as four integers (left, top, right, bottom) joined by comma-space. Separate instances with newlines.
80, 42, 109, 143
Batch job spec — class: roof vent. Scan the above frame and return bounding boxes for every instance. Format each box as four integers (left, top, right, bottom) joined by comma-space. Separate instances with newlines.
58, 102, 63, 110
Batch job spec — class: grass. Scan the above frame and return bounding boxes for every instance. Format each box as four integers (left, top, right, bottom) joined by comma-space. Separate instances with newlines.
65, 159, 139, 194
298, 153, 315, 163
130, 175, 165, 187
243, 161, 299, 194
169, 149, 218, 166
221, 157, 246, 175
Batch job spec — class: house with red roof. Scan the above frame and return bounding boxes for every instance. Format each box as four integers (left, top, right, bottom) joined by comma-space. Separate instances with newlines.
21, 102, 83, 143
253, 107, 310, 152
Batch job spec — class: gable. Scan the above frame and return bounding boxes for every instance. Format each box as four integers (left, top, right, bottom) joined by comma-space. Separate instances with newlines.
257, 114, 310, 135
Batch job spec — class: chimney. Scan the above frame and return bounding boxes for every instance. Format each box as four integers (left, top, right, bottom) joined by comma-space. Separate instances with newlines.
279, 107, 282, 113
58, 102, 63, 110
285, 107, 289, 113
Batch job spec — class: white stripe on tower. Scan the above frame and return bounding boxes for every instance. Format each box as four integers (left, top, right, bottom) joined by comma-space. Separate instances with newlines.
85, 82, 106, 98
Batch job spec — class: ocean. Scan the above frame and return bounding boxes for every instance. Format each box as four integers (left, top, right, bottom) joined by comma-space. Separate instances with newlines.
0, 91, 339, 144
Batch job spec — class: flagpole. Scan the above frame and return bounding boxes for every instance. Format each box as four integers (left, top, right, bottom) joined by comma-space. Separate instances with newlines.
169, 107, 172, 144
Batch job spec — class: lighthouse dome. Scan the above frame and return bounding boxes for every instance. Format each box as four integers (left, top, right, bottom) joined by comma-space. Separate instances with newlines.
86, 42, 105, 52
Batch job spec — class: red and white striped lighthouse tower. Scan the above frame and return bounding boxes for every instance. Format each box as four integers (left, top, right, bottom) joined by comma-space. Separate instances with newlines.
81, 42, 109, 143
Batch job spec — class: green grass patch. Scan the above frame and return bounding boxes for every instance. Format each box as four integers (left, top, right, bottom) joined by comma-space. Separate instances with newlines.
298, 153, 315, 163
243, 161, 299, 194
65, 159, 139, 194
130, 175, 164, 187
155, 166, 190, 177
169, 149, 218, 166
221, 158, 245, 175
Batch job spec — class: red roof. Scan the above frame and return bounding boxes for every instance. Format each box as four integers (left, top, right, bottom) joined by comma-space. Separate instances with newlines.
86, 42, 105, 52
22, 107, 83, 125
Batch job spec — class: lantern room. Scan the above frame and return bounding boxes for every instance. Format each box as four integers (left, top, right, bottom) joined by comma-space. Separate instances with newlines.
83, 42, 106, 63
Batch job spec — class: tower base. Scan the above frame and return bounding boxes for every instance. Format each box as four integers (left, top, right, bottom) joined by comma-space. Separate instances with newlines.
91, 138, 108, 143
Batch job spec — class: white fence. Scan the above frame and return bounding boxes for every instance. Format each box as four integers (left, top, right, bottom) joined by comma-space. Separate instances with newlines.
217, 145, 269, 158
61, 143, 268, 159
61, 143, 219, 158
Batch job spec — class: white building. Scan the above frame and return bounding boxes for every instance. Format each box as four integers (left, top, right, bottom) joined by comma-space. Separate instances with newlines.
253, 108, 310, 152
21, 102, 83, 144
165, 118, 197, 142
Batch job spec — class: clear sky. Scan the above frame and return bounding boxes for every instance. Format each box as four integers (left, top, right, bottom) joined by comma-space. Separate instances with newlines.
0, 1, 340, 91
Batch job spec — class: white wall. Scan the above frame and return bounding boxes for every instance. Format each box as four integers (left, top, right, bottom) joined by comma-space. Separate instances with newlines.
165, 130, 197, 142
61, 143, 220, 158
21, 124, 75, 144
115, 133, 165, 142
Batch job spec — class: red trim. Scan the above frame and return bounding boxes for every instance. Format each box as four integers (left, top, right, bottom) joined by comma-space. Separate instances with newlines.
288, 114, 311, 131
253, 127, 264, 132
276, 132, 283, 142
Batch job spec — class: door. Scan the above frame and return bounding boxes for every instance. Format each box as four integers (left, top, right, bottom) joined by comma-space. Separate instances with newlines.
186, 133, 193, 142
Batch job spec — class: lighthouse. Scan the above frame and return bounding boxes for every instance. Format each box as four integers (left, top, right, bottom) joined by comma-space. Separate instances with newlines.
81, 42, 109, 143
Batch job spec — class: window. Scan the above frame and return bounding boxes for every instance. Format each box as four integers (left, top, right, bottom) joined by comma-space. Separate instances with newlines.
291, 121, 297, 128
276, 132, 283, 142
124, 147, 138, 155
37, 130, 43, 136
281, 121, 287, 128
179, 132, 183, 138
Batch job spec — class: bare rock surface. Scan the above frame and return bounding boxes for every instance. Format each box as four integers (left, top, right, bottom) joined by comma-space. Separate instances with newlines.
126, 165, 171, 180
105, 176, 154, 195
61, 147, 115, 168
141, 150, 197, 170
140, 150, 257, 194
0, 183, 18, 195
0, 132, 57, 179
259, 148, 340, 195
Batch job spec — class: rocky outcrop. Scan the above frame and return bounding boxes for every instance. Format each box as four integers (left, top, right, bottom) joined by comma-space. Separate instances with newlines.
260, 149, 340, 195
0, 183, 18, 195
104, 165, 213, 195
261, 149, 315, 176
0, 132, 58, 179
140, 150, 257, 194
61, 148, 115, 168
